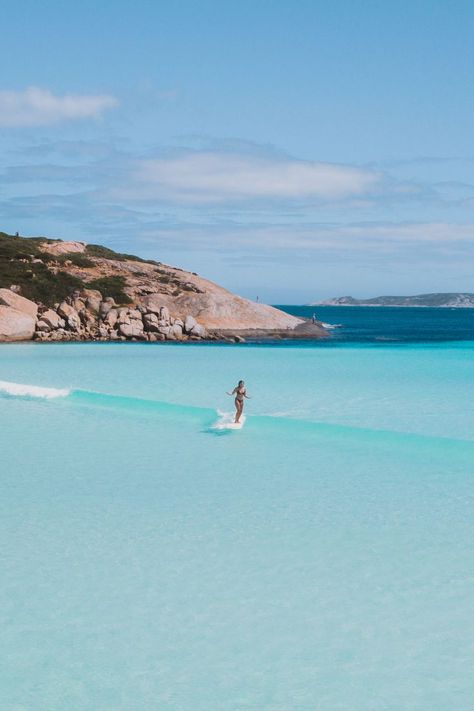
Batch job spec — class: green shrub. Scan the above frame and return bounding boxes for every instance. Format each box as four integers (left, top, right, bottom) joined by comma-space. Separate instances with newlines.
46, 252, 95, 268
87, 276, 132, 304
0, 232, 85, 305
85, 243, 159, 265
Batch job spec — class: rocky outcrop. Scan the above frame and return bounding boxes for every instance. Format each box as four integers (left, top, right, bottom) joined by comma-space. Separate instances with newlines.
42, 240, 87, 256
0, 306, 36, 341
37, 239, 306, 333
0, 233, 328, 342
32, 289, 211, 343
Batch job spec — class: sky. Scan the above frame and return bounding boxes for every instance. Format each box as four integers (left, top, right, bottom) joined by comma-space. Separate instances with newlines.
1, 0, 474, 302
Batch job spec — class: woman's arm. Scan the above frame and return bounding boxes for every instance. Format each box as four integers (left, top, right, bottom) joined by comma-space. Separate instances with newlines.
244, 391, 252, 399
226, 388, 237, 396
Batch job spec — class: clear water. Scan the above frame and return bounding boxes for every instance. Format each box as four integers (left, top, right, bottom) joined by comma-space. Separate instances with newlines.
278, 305, 474, 343
1, 337, 473, 710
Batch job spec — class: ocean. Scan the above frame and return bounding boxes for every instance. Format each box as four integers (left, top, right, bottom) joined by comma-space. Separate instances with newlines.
1, 307, 473, 710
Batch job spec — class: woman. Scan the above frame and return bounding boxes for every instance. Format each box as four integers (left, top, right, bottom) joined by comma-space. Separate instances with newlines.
226, 380, 251, 423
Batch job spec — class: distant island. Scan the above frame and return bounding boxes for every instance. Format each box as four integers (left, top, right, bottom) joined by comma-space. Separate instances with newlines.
310, 293, 474, 308
0, 231, 327, 343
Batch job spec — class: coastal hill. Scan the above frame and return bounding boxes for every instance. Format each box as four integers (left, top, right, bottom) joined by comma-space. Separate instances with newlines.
311, 293, 474, 308
0, 231, 325, 342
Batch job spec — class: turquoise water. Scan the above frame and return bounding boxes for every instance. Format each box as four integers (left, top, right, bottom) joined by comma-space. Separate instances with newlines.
1, 342, 474, 710
279, 305, 474, 342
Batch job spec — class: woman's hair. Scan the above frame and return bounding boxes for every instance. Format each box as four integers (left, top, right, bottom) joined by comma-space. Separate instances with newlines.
238, 380, 244, 386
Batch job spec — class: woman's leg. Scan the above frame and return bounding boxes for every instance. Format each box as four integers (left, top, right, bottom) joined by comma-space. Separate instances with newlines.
235, 399, 243, 423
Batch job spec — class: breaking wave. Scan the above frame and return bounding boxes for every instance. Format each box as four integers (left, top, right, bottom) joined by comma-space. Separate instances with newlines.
1, 379, 473, 446
0, 380, 70, 399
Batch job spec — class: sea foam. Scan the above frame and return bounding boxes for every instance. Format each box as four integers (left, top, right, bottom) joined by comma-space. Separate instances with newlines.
0, 380, 70, 399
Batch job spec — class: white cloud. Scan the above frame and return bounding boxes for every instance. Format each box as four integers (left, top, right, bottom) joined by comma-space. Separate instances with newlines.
116, 151, 381, 204
137, 221, 474, 256
0, 87, 118, 127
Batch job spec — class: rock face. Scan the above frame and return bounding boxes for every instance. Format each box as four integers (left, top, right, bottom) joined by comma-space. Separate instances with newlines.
0, 289, 38, 319
42, 240, 86, 255
36, 238, 305, 333
140, 278, 301, 331
0, 306, 36, 341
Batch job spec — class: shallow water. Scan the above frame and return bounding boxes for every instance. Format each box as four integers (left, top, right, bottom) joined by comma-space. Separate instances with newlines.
1, 342, 473, 710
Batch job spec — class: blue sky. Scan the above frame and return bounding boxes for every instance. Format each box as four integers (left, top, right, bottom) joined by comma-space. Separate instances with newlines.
1, 0, 474, 302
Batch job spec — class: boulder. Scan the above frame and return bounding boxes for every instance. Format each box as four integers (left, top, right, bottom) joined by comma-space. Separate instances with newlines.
142, 295, 163, 315
0, 306, 36, 341
99, 298, 115, 317
36, 320, 51, 332
103, 309, 118, 328
117, 311, 131, 326
0, 288, 38, 319
58, 301, 76, 319
118, 321, 144, 338
39, 309, 63, 330
190, 323, 207, 338
160, 306, 170, 322
58, 302, 82, 331
72, 298, 86, 312
184, 315, 197, 333
170, 323, 183, 339
85, 296, 101, 314
128, 308, 142, 320
80, 310, 96, 327
67, 313, 82, 331
143, 313, 160, 332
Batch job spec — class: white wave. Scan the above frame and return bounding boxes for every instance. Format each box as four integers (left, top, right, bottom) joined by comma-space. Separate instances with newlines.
0, 380, 70, 399
213, 410, 246, 430
321, 322, 342, 329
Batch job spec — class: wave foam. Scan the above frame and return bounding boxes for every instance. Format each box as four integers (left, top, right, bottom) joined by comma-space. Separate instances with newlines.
212, 410, 246, 430
0, 380, 70, 399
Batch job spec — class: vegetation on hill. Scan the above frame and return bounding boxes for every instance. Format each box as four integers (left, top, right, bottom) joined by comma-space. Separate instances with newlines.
85, 243, 159, 265
0, 232, 135, 306
0, 232, 85, 305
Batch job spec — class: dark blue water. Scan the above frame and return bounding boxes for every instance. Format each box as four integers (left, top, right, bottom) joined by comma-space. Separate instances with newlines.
277, 305, 474, 343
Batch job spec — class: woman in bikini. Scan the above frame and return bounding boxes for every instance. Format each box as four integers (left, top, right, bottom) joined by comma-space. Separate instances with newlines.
226, 380, 251, 423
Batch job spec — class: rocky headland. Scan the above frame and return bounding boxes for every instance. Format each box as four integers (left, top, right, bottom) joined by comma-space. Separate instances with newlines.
0, 232, 327, 343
